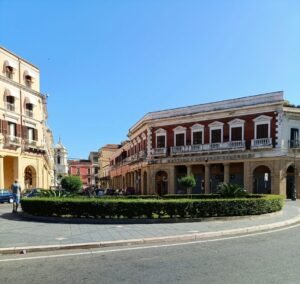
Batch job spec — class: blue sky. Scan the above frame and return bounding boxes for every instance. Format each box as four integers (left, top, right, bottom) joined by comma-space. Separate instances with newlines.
1, 0, 299, 158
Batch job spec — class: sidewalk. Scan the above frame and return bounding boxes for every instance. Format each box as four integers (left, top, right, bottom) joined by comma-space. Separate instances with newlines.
0, 200, 300, 254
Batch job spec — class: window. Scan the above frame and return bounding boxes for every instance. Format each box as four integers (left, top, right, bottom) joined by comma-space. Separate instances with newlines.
57, 155, 61, 165
8, 122, 16, 137
211, 129, 221, 143
77, 168, 80, 175
25, 103, 33, 117
256, 124, 268, 139
209, 121, 224, 144
157, 135, 166, 148
6, 96, 15, 111
231, 127, 242, 141
88, 168, 91, 175
253, 115, 272, 140
290, 128, 299, 147
175, 133, 185, 146
25, 75, 32, 88
5, 66, 13, 79
155, 128, 167, 148
193, 131, 203, 145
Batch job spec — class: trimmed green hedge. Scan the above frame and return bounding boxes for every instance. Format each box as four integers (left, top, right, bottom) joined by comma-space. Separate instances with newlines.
21, 195, 284, 219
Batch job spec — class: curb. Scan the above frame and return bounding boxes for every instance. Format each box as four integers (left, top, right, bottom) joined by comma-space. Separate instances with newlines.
1, 213, 300, 255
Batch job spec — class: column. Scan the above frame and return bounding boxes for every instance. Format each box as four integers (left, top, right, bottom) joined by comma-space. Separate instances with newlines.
168, 165, 175, 194
223, 163, 230, 184
0, 156, 4, 188
205, 164, 210, 194
243, 161, 252, 193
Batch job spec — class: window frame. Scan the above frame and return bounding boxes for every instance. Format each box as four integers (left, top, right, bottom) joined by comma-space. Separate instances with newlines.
253, 115, 272, 140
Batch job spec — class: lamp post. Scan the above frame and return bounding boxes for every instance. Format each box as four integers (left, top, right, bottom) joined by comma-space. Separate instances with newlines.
292, 148, 297, 201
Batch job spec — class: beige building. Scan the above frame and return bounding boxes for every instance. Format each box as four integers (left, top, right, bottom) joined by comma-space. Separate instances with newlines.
98, 144, 120, 188
109, 92, 300, 198
0, 46, 54, 191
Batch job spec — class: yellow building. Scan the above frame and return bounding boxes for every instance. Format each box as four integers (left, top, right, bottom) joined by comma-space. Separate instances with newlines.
98, 144, 120, 188
0, 46, 54, 191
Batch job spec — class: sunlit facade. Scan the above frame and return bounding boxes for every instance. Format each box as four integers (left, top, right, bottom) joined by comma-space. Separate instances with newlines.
109, 92, 300, 198
0, 46, 54, 190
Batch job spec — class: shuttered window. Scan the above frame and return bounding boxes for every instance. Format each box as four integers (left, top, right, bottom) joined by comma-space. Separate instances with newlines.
231, 127, 242, 141
175, 133, 185, 146
257, 124, 268, 139
211, 129, 221, 143
193, 131, 203, 144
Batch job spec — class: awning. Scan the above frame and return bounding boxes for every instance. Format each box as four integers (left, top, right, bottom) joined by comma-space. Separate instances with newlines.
4, 60, 17, 69
24, 96, 38, 106
24, 70, 36, 79
4, 88, 19, 98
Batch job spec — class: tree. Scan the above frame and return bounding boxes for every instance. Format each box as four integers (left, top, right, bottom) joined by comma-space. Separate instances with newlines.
178, 175, 196, 196
61, 176, 82, 193
217, 183, 246, 198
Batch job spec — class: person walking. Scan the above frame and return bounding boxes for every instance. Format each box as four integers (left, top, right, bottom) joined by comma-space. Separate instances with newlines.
11, 179, 21, 213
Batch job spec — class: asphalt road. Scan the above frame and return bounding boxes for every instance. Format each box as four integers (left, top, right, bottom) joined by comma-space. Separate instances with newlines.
1, 222, 300, 284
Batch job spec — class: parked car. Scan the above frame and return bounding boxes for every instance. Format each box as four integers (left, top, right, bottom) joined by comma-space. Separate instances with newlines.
0, 189, 14, 203
23, 189, 41, 198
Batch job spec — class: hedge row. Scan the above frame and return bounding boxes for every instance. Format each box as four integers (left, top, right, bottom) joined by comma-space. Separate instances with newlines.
21, 195, 284, 219
95, 194, 221, 199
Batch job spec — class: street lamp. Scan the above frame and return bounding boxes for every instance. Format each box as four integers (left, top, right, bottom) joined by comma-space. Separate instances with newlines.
292, 148, 297, 201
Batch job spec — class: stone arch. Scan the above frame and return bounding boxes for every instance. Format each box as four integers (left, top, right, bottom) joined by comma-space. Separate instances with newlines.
253, 165, 271, 194
155, 170, 168, 195
24, 165, 37, 189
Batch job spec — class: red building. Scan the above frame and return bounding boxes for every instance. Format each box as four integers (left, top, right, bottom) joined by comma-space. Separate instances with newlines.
68, 159, 93, 189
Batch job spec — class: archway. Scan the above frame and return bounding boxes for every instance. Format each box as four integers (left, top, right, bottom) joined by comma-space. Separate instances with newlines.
286, 165, 295, 199
155, 171, 168, 196
253, 166, 271, 194
143, 171, 147, 195
24, 166, 37, 189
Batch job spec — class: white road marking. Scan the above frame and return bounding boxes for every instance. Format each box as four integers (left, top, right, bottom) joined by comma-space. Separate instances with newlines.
55, 237, 67, 241
188, 230, 199, 233
1, 222, 300, 263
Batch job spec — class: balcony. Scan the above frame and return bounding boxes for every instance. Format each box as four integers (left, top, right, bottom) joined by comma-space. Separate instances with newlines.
4, 135, 20, 147
25, 139, 37, 148
251, 138, 273, 149
170, 141, 246, 155
151, 148, 167, 157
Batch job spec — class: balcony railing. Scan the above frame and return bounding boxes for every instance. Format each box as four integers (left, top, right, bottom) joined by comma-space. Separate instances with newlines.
6, 103, 15, 112
151, 148, 167, 156
289, 140, 300, 148
171, 141, 246, 155
251, 138, 273, 149
4, 135, 20, 146
25, 139, 37, 148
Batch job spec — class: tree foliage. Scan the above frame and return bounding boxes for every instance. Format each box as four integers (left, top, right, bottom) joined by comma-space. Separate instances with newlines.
217, 183, 246, 198
178, 175, 196, 189
61, 176, 83, 193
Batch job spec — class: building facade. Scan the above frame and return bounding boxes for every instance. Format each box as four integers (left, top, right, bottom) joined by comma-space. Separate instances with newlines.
88, 151, 99, 187
0, 46, 54, 190
68, 159, 93, 189
98, 144, 120, 189
53, 138, 68, 187
109, 92, 300, 198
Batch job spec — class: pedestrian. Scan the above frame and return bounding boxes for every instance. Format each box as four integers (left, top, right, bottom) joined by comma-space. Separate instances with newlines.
11, 179, 21, 213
